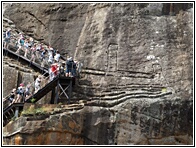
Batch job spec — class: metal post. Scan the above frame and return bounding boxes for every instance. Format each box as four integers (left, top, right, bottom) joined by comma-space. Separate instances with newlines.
17, 55, 20, 61
5, 49, 8, 56
3, 48, 8, 57
68, 79, 72, 104
54, 81, 59, 104
15, 107, 19, 118
29, 61, 32, 67
50, 87, 56, 104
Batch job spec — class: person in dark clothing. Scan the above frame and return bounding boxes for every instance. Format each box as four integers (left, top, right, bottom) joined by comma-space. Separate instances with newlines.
14, 83, 25, 103
8, 88, 16, 104
60, 61, 66, 76
41, 49, 48, 67
41, 49, 47, 61
72, 61, 77, 77
25, 82, 31, 100
3, 28, 11, 49
66, 57, 74, 77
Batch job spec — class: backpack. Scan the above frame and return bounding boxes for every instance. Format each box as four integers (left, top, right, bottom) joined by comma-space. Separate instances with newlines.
20, 39, 25, 46
17, 87, 24, 95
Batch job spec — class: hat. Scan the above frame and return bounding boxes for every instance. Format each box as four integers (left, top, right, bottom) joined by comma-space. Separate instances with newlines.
20, 83, 24, 86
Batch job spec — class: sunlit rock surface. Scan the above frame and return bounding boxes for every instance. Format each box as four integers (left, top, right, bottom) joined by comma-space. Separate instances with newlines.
3, 3, 193, 145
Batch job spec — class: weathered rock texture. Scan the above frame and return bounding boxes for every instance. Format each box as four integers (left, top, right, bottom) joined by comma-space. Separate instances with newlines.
3, 57, 36, 98
3, 3, 193, 145
3, 56, 51, 109
3, 104, 85, 145
3, 99, 193, 145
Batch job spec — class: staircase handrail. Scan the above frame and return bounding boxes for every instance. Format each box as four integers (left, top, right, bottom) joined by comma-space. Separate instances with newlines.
3, 67, 59, 109
25, 73, 60, 103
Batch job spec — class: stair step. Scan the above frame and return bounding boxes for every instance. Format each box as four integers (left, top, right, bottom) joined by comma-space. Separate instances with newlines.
3, 48, 75, 127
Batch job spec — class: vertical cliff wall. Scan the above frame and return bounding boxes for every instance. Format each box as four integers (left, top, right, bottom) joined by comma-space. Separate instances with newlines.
3, 57, 36, 98
3, 3, 193, 99
3, 3, 193, 145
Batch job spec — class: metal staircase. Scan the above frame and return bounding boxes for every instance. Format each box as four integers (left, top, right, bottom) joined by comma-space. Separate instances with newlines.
3, 75, 74, 127
3, 48, 49, 75
3, 103, 24, 126
25, 76, 60, 103
3, 48, 75, 127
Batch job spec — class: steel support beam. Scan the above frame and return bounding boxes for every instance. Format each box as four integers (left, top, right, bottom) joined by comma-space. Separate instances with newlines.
50, 87, 56, 104
54, 81, 59, 104
14, 107, 19, 118
59, 84, 69, 99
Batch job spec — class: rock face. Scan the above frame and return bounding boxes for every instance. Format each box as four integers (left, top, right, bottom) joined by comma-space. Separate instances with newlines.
3, 57, 36, 98
3, 99, 193, 145
3, 3, 193, 145
3, 104, 85, 145
2, 56, 52, 109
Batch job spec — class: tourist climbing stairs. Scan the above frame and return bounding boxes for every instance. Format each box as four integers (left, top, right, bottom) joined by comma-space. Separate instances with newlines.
3, 76, 59, 127
3, 48, 49, 75
25, 76, 60, 103
3, 75, 74, 127
3, 47, 76, 127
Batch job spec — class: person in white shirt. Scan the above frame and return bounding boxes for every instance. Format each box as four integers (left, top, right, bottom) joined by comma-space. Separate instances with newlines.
54, 50, 61, 62
24, 39, 29, 58
34, 75, 42, 93
3, 28, 11, 49
15, 37, 25, 54
48, 53, 54, 64
30, 44, 36, 62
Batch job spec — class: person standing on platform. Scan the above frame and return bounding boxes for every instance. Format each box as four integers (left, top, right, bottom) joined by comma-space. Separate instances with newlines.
3, 28, 11, 50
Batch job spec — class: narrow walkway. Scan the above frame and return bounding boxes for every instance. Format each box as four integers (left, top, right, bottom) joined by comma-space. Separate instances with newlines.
3, 74, 74, 127
3, 48, 75, 127
3, 48, 48, 75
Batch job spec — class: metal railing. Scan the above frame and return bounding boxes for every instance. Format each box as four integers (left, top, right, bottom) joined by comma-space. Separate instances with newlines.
3, 69, 56, 109
3, 36, 82, 107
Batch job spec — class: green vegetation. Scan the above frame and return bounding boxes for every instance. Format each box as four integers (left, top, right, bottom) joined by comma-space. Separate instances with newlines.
30, 98, 36, 103
21, 107, 47, 116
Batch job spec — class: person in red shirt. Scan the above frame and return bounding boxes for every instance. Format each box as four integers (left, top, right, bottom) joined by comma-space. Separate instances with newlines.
51, 63, 58, 77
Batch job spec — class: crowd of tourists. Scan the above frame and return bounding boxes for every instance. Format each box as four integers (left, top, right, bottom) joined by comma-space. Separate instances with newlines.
3, 28, 82, 105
